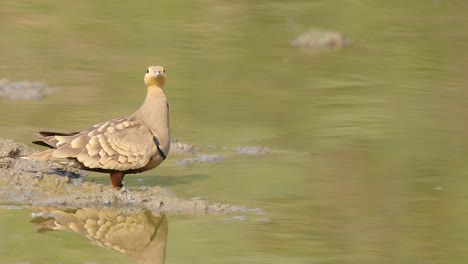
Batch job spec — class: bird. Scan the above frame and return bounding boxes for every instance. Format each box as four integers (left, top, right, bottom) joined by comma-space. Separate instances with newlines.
29, 66, 170, 188
30, 206, 168, 264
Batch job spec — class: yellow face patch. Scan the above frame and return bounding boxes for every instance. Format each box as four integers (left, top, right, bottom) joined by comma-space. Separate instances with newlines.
144, 65, 166, 87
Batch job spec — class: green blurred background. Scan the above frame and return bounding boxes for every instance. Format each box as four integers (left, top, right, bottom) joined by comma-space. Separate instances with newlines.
2, 0, 468, 263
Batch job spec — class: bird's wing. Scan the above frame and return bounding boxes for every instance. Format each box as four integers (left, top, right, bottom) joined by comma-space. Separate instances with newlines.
50, 117, 159, 171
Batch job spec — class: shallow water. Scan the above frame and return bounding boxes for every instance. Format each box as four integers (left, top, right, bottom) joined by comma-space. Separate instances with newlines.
2, 0, 468, 263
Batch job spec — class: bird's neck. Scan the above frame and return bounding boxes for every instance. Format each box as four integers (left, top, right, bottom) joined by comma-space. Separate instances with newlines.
134, 85, 170, 150
144, 85, 167, 107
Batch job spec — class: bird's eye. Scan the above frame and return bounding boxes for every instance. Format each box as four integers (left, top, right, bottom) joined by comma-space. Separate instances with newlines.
146, 69, 149, 73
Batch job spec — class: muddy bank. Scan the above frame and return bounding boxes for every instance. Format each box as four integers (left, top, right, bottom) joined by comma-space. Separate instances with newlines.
0, 138, 265, 215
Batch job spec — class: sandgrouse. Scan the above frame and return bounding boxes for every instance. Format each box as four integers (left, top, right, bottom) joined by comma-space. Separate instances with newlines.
30, 66, 170, 188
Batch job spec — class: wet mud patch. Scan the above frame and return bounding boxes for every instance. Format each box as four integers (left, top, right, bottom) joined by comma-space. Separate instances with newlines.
0, 138, 265, 215
0, 79, 58, 100
170, 138, 270, 166
291, 28, 349, 53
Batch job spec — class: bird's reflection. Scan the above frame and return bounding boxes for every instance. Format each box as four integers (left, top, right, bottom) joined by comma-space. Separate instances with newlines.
29, 206, 168, 264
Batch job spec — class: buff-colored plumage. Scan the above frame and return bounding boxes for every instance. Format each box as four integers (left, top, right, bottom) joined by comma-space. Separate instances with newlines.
30, 206, 168, 264
30, 66, 170, 187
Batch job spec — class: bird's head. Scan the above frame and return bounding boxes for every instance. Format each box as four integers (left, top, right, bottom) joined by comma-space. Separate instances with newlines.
144, 66, 166, 88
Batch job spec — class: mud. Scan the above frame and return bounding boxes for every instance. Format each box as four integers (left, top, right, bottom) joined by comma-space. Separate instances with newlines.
235, 146, 270, 156
170, 139, 269, 165
0, 138, 265, 215
292, 29, 348, 50
176, 154, 225, 166
0, 79, 57, 100
169, 138, 198, 155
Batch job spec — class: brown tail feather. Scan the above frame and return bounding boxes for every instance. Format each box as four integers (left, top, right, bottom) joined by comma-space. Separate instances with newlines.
33, 131, 79, 149
37, 131, 79, 137
32, 140, 53, 148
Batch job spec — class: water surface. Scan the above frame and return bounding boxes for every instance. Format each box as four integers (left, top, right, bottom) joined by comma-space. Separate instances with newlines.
1, 0, 468, 263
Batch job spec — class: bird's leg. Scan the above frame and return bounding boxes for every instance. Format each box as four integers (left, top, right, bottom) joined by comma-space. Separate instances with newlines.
110, 171, 125, 188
